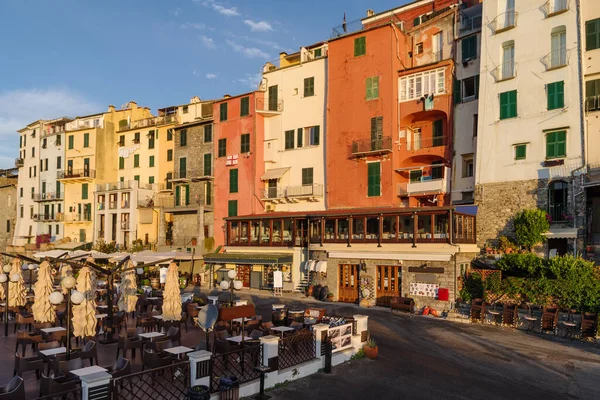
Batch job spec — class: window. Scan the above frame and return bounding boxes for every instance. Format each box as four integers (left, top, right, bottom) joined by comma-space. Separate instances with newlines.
228, 200, 238, 217
57, 156, 62, 169
118, 135, 125, 146
501, 41, 515, 80
550, 26, 567, 68
20, 207, 23, 218
134, 175, 140, 182
586, 78, 600, 110
546, 130, 567, 159
416, 43, 423, 54
179, 157, 187, 178
432, 32, 442, 61
304, 77, 315, 97
166, 172, 172, 190
56, 182, 61, 196
204, 124, 213, 143
181, 105, 189, 114
268, 86, 279, 111
83, 133, 89, 148
241, 133, 250, 153
473, 114, 478, 137
133, 154, 139, 168
42, 138, 47, 149
462, 155, 474, 177
68, 135, 74, 149
220, 103, 228, 121
32, 147, 36, 158
366, 76, 379, 100
6, 220, 9, 233
240, 96, 250, 116
230, 169, 238, 193
462, 75, 479, 101
410, 170, 422, 182
206, 181, 212, 205
134, 132, 140, 143
44, 158, 48, 171
431, 164, 443, 179
309, 126, 320, 146
462, 35, 477, 62
149, 176, 154, 184
314, 48, 322, 58
19, 187, 23, 197
285, 130, 295, 150
148, 131, 155, 149
547, 81, 565, 110
370, 117, 383, 147
367, 162, 381, 197
399, 68, 445, 101
586, 18, 600, 51
149, 155, 155, 168
297, 128, 303, 148
499, 90, 517, 119
167, 129, 173, 141
119, 157, 124, 169
180, 129, 187, 146
302, 168, 313, 185
515, 144, 527, 160
433, 119, 444, 146
354, 36, 366, 56
218, 139, 226, 157
549, 181, 568, 221
82, 183, 88, 200
204, 153, 212, 176
56, 135, 61, 146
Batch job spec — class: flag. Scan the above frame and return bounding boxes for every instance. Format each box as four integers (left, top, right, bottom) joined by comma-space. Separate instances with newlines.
343, 13, 347, 33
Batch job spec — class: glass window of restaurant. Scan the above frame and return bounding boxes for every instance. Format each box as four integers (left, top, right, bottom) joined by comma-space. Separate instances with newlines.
230, 222, 240, 244
283, 219, 293, 244
240, 222, 249, 243
366, 217, 379, 239
382, 216, 397, 240
434, 214, 449, 239
399, 215, 413, 239
324, 219, 335, 240
337, 218, 349, 240
309, 219, 321, 243
352, 218, 365, 240
272, 220, 282, 244
260, 221, 270, 244
251, 221, 260, 244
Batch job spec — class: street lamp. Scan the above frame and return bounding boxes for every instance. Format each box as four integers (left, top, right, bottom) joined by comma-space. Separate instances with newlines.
219, 270, 243, 305
27, 264, 36, 294
2, 264, 13, 337
49, 276, 82, 360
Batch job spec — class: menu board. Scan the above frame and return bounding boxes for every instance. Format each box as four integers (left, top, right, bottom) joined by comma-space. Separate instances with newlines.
328, 323, 353, 353
409, 282, 439, 298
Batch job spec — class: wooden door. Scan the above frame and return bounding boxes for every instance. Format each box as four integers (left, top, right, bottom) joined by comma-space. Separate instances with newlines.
338, 264, 359, 303
376, 266, 402, 307
236, 265, 251, 288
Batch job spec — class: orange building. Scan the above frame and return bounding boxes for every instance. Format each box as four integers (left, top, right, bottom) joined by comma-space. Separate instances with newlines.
212, 92, 265, 247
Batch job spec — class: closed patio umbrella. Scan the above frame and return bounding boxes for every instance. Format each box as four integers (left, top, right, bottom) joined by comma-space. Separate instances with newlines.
8, 259, 26, 308
31, 261, 56, 323
72, 264, 97, 338
162, 262, 181, 321
60, 265, 73, 295
118, 260, 137, 313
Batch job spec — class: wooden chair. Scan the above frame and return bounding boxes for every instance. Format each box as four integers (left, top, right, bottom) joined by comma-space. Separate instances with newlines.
14, 314, 34, 333
13, 353, 43, 379
470, 299, 485, 323
0, 376, 25, 400
541, 306, 559, 334
502, 304, 518, 327
116, 332, 143, 360
15, 330, 41, 356
581, 312, 598, 344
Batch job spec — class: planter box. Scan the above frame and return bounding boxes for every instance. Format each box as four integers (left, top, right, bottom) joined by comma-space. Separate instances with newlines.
218, 304, 256, 321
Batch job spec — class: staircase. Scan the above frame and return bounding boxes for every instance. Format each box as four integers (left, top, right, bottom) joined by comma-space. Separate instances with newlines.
294, 274, 310, 293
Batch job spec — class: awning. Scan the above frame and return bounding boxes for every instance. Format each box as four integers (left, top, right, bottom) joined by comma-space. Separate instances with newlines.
303, 260, 316, 272
455, 205, 478, 216
260, 168, 289, 181
203, 252, 293, 265
544, 228, 578, 239
53, 242, 92, 251
315, 261, 328, 273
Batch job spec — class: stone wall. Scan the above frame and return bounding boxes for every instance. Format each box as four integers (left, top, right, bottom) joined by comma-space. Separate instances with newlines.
0, 184, 16, 253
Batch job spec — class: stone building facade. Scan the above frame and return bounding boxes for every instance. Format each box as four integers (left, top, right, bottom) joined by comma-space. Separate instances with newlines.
0, 177, 17, 253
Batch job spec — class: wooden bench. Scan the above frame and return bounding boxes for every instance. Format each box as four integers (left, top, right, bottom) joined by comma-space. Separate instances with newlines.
390, 297, 414, 314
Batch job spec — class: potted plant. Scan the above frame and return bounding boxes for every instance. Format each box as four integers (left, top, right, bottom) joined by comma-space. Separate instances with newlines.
187, 385, 210, 400
363, 335, 378, 359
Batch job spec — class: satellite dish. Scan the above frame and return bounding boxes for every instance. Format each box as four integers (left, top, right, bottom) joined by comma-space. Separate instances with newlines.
196, 304, 218, 332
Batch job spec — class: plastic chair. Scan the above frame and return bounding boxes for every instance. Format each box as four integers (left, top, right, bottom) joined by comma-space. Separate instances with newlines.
39, 373, 78, 397
58, 358, 84, 376
0, 376, 25, 400
116, 332, 143, 360
13, 353, 43, 379
107, 356, 131, 378
71, 340, 98, 366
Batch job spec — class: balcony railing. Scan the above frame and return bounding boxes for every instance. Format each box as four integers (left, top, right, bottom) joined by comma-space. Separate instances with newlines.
491, 61, 517, 82
172, 169, 212, 181
262, 187, 285, 200
350, 136, 392, 157
256, 97, 283, 114
489, 11, 517, 34
397, 174, 449, 197
58, 169, 96, 180
33, 214, 62, 222
459, 15, 482, 37
66, 121, 100, 131
543, 0, 568, 17
285, 183, 324, 198
15, 158, 24, 168
407, 135, 447, 151
125, 115, 179, 130
33, 192, 63, 202
121, 222, 130, 230
96, 181, 134, 192
541, 47, 568, 70
63, 213, 92, 223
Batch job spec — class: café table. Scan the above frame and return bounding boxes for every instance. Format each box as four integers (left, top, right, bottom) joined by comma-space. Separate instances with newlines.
226, 335, 252, 344
164, 346, 194, 360
70, 365, 108, 377
270, 326, 295, 338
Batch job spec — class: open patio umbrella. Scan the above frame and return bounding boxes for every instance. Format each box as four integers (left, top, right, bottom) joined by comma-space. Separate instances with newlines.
162, 262, 181, 321
60, 265, 73, 295
31, 261, 56, 323
8, 258, 26, 307
118, 260, 137, 313
72, 264, 97, 338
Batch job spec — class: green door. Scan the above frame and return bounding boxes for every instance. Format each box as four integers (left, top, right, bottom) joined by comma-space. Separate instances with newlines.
268, 85, 278, 111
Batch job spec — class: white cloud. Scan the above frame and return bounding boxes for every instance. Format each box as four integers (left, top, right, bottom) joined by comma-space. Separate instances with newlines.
195, 0, 239, 17
173, 7, 182, 17
180, 22, 207, 30
205, 73, 217, 79
200, 35, 216, 49
224, 31, 289, 52
226, 39, 270, 59
0, 88, 100, 168
243, 20, 273, 32
236, 73, 262, 89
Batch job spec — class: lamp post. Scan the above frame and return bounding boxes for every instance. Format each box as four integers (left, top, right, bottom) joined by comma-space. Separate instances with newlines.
1, 264, 14, 337
219, 270, 243, 305
49, 276, 83, 360
27, 264, 36, 294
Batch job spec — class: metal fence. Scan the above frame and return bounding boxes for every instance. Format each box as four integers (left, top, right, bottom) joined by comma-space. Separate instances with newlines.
278, 330, 316, 370
110, 361, 190, 400
33, 387, 82, 400
210, 345, 262, 392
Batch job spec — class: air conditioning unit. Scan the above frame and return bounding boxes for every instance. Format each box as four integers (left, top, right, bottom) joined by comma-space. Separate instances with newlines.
586, 96, 598, 112
265, 204, 275, 212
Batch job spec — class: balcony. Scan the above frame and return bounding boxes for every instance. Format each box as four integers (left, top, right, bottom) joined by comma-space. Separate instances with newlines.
97, 203, 105, 211
407, 135, 447, 151
33, 192, 63, 202
262, 187, 285, 201
285, 183, 324, 199
15, 158, 24, 168
256, 97, 283, 116
489, 11, 517, 34
171, 169, 212, 183
397, 170, 450, 197
459, 15, 482, 37
33, 214, 62, 222
491, 61, 517, 82
350, 136, 392, 158
58, 169, 96, 182
63, 213, 92, 223
541, 47, 568, 71
125, 115, 179, 131
96, 181, 134, 192
543, 0, 568, 17
66, 121, 100, 132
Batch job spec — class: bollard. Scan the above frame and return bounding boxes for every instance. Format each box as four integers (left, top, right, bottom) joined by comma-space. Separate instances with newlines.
324, 338, 333, 374
252, 365, 271, 400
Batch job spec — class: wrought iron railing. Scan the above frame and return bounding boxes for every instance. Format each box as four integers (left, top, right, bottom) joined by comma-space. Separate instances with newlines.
110, 360, 189, 400
489, 11, 517, 34
351, 136, 392, 156
58, 169, 96, 179
33, 387, 82, 400
407, 135, 446, 150
491, 61, 517, 82
278, 330, 316, 370
542, 0, 568, 17
33, 214, 62, 222
210, 344, 262, 392
541, 47, 568, 70
262, 187, 285, 199
256, 97, 284, 113
459, 15, 482, 36
285, 183, 324, 198
33, 192, 63, 201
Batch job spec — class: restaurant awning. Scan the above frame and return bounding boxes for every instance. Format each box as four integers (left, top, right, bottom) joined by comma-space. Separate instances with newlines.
303, 260, 327, 273
203, 252, 293, 265
260, 168, 289, 181
303, 260, 316, 272
544, 228, 578, 239
315, 261, 328, 273
53, 242, 92, 251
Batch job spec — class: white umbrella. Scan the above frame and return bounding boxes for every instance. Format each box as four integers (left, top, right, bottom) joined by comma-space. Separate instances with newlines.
72, 265, 97, 338
118, 260, 138, 313
8, 259, 26, 307
60, 265, 73, 295
162, 262, 181, 321
31, 261, 56, 323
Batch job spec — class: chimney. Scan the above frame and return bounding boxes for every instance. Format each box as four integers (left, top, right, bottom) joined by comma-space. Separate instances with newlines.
366, 9, 375, 17
223, 94, 231, 99
108, 105, 116, 112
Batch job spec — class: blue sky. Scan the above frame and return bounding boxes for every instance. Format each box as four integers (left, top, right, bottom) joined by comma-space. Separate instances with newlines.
0, 0, 406, 168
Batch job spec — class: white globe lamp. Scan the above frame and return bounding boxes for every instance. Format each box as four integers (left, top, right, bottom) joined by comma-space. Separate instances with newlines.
28, 264, 36, 270
70, 290, 85, 305
62, 276, 76, 289
227, 270, 237, 280
219, 280, 230, 290
49, 291, 64, 305
10, 273, 20, 282
2, 265, 11, 273
0, 274, 7, 283
233, 280, 243, 291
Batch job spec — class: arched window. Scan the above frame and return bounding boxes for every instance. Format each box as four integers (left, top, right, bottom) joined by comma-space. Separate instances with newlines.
551, 26, 567, 68
501, 40, 515, 79
548, 181, 568, 222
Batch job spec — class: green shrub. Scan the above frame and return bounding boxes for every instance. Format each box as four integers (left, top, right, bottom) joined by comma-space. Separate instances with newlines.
495, 253, 548, 278
459, 272, 483, 302
513, 209, 550, 251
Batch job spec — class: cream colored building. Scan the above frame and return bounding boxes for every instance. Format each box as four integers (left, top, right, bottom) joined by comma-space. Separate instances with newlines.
260, 43, 328, 212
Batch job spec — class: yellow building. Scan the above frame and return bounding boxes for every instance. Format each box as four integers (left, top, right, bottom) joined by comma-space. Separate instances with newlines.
62, 102, 152, 244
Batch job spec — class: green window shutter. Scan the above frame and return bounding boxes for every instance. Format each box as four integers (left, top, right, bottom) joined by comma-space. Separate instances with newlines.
134, 175, 140, 182
149, 176, 154, 184
314, 126, 320, 146
367, 162, 381, 197
204, 153, 212, 176
180, 129, 187, 146
462, 37, 470, 62
206, 182, 212, 205
372, 77, 379, 99
81, 184, 88, 200
68, 135, 74, 149
119, 157, 124, 169
218, 139, 226, 157
454, 77, 462, 104
230, 169, 238, 193
556, 81, 564, 108
179, 157, 186, 178
285, 130, 294, 149
220, 103, 228, 121
167, 129, 173, 141
167, 149, 173, 161
515, 145, 526, 160
500, 92, 508, 119
241, 134, 250, 153
175, 185, 180, 206
228, 200, 238, 217
185, 184, 190, 205
134, 154, 139, 167
474, 75, 480, 99
587, 20, 599, 51
149, 155, 154, 167
302, 168, 313, 185
509, 90, 517, 117
204, 124, 213, 142
366, 77, 372, 100
557, 130, 566, 157
547, 83, 556, 110
240, 97, 249, 116
546, 131, 556, 158
83, 133, 89, 147
354, 37, 366, 56
297, 128, 303, 148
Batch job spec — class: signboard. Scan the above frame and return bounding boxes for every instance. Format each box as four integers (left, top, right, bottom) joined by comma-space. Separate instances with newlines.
273, 270, 283, 289
328, 322, 353, 353
409, 282, 439, 298
159, 267, 168, 284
